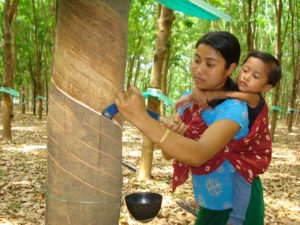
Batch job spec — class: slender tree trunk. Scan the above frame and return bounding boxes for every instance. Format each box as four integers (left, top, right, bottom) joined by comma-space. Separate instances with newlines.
32, 0, 44, 119
44, 54, 49, 115
293, 41, 300, 125
243, 0, 254, 53
45, 0, 129, 224
270, 0, 283, 140
32, 84, 37, 115
126, 55, 136, 90
26, 85, 29, 111
287, 1, 298, 131
295, 97, 300, 124
228, 0, 233, 33
126, 36, 142, 90
2, 0, 18, 141
21, 85, 25, 114
160, 44, 171, 115
133, 57, 141, 86
139, 6, 175, 180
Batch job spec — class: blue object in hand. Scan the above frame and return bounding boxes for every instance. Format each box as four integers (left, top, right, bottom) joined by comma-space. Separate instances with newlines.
102, 103, 160, 121
102, 103, 119, 120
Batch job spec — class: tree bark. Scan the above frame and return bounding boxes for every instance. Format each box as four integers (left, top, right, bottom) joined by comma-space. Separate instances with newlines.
2, 0, 18, 141
287, 1, 298, 132
32, 0, 44, 119
270, 0, 283, 140
126, 55, 136, 90
133, 57, 141, 86
160, 44, 171, 115
45, 0, 130, 224
21, 85, 25, 114
243, 0, 255, 53
139, 6, 175, 180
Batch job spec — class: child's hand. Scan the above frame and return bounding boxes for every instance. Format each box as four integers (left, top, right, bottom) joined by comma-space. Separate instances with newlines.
192, 86, 209, 109
202, 91, 224, 102
174, 95, 191, 112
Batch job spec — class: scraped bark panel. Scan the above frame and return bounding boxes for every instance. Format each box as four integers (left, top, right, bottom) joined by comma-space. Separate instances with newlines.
46, 0, 129, 224
46, 81, 122, 225
52, 0, 129, 113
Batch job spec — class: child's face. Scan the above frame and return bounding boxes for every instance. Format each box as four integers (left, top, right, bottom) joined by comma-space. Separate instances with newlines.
191, 44, 233, 91
236, 57, 271, 93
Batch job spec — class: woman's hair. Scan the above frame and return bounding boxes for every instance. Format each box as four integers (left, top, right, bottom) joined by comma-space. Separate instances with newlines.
196, 31, 241, 69
243, 51, 282, 87
196, 31, 240, 106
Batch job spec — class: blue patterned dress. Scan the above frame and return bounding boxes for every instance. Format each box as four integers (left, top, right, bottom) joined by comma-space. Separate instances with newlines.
192, 99, 249, 210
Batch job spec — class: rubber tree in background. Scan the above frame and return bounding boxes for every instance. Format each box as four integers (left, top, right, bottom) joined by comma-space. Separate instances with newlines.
286, 0, 299, 132
45, 0, 130, 224
138, 5, 175, 180
2, 0, 18, 141
270, 0, 283, 140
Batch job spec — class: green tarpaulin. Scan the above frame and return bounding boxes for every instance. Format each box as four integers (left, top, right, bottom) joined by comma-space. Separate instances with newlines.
156, 0, 231, 22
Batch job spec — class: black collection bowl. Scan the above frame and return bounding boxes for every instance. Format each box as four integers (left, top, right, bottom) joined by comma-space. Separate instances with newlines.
125, 192, 163, 223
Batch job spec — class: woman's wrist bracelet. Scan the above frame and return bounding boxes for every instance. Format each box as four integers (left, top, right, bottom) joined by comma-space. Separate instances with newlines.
159, 128, 170, 144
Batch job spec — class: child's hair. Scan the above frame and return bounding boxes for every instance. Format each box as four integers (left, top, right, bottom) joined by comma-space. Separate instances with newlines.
243, 51, 282, 86
196, 31, 241, 69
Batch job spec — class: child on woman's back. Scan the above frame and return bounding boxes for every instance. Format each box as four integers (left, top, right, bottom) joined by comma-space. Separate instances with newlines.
175, 51, 282, 225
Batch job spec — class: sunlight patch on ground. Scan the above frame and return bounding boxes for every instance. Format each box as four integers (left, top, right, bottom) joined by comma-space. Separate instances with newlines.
0, 220, 13, 225
2, 144, 46, 152
11, 126, 39, 131
123, 150, 141, 157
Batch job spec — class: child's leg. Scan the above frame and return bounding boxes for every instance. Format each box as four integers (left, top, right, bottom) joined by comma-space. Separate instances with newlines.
227, 171, 251, 225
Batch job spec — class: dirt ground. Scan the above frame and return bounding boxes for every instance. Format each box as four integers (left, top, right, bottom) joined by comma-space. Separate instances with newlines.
0, 111, 299, 225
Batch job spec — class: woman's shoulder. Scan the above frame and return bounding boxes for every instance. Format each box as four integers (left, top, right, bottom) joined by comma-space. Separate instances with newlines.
214, 99, 248, 125
219, 98, 248, 110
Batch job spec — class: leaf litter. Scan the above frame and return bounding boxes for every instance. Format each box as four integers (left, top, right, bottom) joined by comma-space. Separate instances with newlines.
0, 112, 299, 224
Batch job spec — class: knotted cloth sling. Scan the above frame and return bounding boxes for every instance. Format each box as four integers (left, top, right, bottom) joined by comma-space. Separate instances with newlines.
172, 102, 272, 192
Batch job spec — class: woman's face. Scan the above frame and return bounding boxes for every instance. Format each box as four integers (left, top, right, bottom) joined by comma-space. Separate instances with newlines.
191, 44, 231, 91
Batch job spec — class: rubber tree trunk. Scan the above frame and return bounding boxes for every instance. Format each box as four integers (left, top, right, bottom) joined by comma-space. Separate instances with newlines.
138, 6, 175, 180
160, 44, 171, 115
270, 0, 283, 141
21, 86, 25, 114
287, 29, 299, 132
45, 1, 130, 225
2, 0, 18, 141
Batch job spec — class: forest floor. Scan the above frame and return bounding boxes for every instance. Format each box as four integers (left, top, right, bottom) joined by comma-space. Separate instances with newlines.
0, 110, 299, 225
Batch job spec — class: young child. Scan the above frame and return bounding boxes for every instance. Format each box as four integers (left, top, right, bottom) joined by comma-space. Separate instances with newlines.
175, 51, 282, 225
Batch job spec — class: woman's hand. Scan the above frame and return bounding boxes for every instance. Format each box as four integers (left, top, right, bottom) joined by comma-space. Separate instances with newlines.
115, 86, 148, 127
161, 114, 187, 136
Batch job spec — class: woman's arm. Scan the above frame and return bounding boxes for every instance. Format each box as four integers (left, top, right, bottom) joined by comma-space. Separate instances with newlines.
158, 118, 239, 166
160, 114, 188, 160
115, 87, 240, 167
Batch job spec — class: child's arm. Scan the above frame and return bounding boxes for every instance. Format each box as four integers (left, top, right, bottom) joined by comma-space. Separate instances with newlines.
203, 91, 260, 108
175, 87, 209, 111
174, 94, 192, 111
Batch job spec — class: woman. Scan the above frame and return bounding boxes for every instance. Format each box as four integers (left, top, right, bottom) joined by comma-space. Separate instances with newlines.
115, 31, 265, 225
